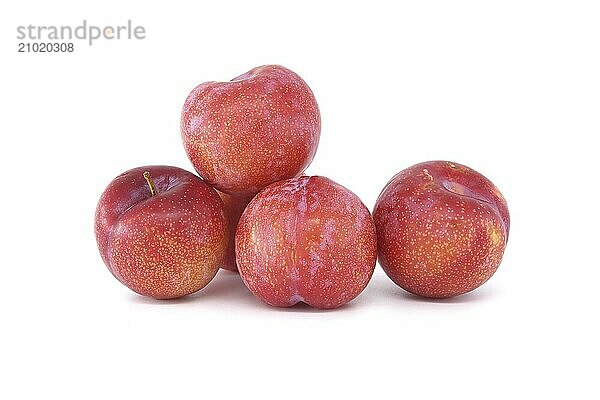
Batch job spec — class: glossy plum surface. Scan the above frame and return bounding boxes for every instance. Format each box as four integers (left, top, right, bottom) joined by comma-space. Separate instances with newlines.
373, 161, 510, 298
181, 65, 321, 196
95, 166, 227, 299
236, 176, 377, 309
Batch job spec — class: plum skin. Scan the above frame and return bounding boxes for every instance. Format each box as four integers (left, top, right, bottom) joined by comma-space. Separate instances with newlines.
181, 65, 321, 196
373, 161, 510, 299
235, 176, 377, 309
94, 166, 227, 299
217, 191, 253, 272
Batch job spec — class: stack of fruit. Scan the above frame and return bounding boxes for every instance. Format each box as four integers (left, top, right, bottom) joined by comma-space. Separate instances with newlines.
94, 65, 510, 308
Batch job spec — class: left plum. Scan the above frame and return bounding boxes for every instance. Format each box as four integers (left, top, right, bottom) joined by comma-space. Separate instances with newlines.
94, 166, 228, 299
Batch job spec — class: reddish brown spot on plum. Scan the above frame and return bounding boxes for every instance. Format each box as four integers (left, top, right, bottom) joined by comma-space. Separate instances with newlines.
94, 166, 227, 299
235, 176, 377, 309
181, 65, 321, 196
373, 161, 510, 298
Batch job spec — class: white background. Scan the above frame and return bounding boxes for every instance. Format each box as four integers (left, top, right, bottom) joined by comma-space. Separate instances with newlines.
1, 1, 599, 398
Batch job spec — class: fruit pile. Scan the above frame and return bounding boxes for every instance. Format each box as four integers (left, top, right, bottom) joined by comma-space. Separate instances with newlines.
94, 65, 510, 308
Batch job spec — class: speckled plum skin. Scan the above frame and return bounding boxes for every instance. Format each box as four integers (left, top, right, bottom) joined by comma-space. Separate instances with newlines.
94, 166, 227, 299
217, 191, 253, 272
235, 176, 377, 309
181, 65, 321, 196
373, 161, 510, 299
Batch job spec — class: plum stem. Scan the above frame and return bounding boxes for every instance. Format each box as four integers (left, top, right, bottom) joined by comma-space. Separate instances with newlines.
143, 171, 157, 196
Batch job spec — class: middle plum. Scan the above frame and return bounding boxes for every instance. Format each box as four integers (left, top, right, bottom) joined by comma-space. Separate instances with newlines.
235, 176, 377, 309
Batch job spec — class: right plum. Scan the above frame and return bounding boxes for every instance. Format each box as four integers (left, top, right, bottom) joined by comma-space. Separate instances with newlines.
373, 161, 510, 298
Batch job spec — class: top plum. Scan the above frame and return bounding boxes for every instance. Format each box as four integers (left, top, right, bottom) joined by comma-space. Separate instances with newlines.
181, 65, 321, 196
